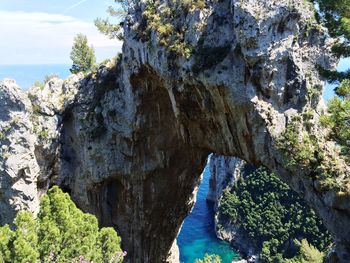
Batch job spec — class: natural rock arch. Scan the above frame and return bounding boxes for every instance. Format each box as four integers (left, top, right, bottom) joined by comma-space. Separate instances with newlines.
1, 0, 350, 262
57, 1, 350, 262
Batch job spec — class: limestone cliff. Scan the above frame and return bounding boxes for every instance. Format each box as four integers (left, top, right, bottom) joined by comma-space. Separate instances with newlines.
0, 77, 68, 224
0, 0, 350, 262
206, 154, 244, 207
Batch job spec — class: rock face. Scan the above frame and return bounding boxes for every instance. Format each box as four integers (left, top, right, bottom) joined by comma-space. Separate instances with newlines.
0, 76, 78, 225
207, 154, 245, 207
0, 79, 41, 224
1, 0, 350, 262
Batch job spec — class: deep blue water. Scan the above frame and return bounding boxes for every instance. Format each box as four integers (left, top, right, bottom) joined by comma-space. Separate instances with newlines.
177, 163, 240, 263
0, 64, 71, 90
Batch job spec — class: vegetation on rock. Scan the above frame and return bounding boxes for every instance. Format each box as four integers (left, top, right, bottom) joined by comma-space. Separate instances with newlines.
0, 186, 123, 263
277, 107, 348, 192
284, 239, 324, 263
218, 168, 332, 262
32, 74, 60, 90
314, 0, 350, 159
140, 0, 207, 58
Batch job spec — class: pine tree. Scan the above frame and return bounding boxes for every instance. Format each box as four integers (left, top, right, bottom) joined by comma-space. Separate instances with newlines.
12, 212, 39, 263
0, 225, 14, 262
0, 186, 123, 263
70, 34, 96, 74
94, 0, 129, 40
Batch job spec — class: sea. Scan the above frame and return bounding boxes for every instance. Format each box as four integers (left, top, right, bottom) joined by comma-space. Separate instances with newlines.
0, 64, 71, 90
177, 162, 240, 263
0, 64, 340, 263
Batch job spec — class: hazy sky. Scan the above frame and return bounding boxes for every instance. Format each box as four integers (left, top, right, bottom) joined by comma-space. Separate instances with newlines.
0, 0, 123, 64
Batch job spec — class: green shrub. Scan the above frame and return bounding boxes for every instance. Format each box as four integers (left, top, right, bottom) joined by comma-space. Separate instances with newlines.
141, 0, 207, 58
44, 74, 59, 84
285, 239, 324, 263
0, 186, 123, 263
277, 118, 317, 167
320, 96, 350, 157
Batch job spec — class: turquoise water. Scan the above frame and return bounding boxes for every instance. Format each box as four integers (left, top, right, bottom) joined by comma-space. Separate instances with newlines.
177, 163, 240, 263
0, 64, 71, 90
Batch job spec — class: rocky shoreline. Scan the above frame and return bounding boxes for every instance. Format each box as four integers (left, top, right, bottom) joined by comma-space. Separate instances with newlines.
207, 154, 259, 262
215, 215, 259, 263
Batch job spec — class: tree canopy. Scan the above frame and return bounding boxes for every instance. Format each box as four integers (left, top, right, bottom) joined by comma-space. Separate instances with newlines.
218, 168, 332, 263
94, 0, 129, 40
0, 186, 123, 263
70, 34, 96, 74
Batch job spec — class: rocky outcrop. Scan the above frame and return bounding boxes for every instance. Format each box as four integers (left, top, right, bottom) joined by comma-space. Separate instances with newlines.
216, 222, 257, 261
1, 0, 350, 262
0, 76, 79, 225
207, 154, 245, 207
0, 79, 41, 224
166, 240, 180, 263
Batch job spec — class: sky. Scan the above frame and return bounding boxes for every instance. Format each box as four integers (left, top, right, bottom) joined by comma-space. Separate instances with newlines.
323, 58, 350, 100
0, 0, 123, 64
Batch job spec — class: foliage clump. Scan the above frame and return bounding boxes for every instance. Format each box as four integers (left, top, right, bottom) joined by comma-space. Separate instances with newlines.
314, 0, 350, 41
0, 186, 123, 263
218, 168, 332, 262
277, 114, 346, 191
195, 253, 221, 263
141, 0, 206, 58
70, 34, 96, 74
94, 0, 129, 40
278, 117, 317, 167
319, 70, 350, 160
313, 0, 350, 161
284, 239, 325, 263
96, 0, 208, 58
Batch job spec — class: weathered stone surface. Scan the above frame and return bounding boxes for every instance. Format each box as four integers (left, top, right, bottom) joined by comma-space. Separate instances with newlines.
166, 240, 180, 263
1, 0, 350, 262
0, 78, 64, 224
0, 79, 41, 224
0, 75, 81, 225
207, 154, 244, 208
